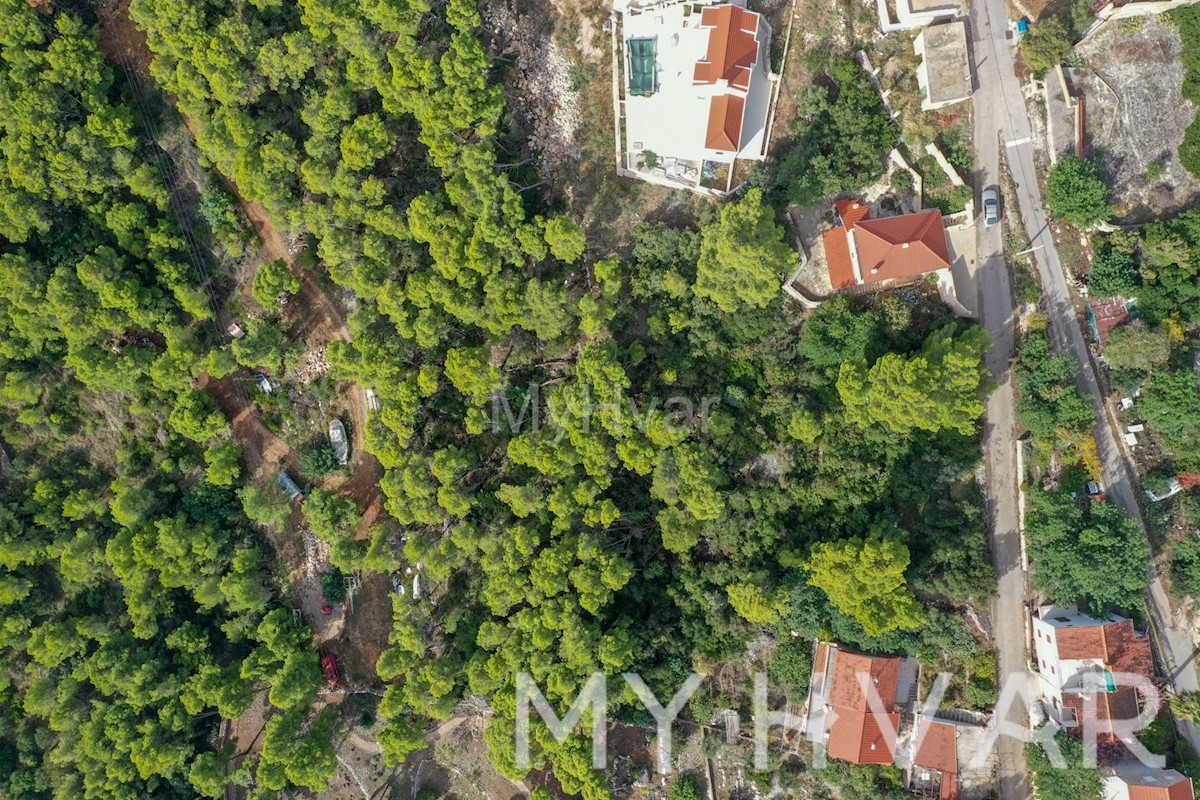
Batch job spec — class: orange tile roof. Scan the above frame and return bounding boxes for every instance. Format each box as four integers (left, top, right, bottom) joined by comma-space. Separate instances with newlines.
1104, 620, 1154, 678
1054, 619, 1153, 679
835, 198, 870, 227
829, 651, 901, 712
1055, 626, 1108, 660
820, 650, 904, 765
822, 202, 950, 289
828, 709, 900, 764
1127, 774, 1195, 800
852, 209, 951, 281
914, 719, 958, 775
1062, 686, 1141, 740
693, 5, 760, 89
823, 227, 857, 289
940, 772, 961, 800
705, 94, 745, 151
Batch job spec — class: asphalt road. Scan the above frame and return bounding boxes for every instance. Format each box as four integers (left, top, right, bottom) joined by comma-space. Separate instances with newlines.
970, 0, 1200, 765
970, 1, 1033, 797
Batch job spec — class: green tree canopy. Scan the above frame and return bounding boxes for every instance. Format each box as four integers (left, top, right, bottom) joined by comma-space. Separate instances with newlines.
694, 188, 796, 313
1019, 18, 1074, 75
1102, 323, 1170, 380
1025, 489, 1149, 614
805, 535, 925, 636
1046, 156, 1110, 228
1140, 370, 1200, 470
771, 57, 898, 206
837, 325, 991, 435
252, 259, 301, 308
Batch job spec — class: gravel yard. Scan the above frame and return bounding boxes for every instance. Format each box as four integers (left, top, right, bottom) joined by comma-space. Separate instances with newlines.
1074, 18, 1200, 221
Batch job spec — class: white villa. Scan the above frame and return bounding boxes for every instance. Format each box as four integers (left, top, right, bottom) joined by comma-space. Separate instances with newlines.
1031, 604, 1153, 735
615, 0, 774, 193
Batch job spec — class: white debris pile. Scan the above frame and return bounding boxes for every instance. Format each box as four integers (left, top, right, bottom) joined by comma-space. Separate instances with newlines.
289, 346, 330, 384
486, 2, 582, 187
302, 530, 330, 579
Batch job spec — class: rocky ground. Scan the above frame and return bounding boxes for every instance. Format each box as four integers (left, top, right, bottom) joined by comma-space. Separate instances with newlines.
1074, 18, 1200, 222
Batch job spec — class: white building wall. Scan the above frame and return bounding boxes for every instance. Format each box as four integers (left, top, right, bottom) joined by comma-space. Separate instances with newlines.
1103, 775, 1133, 800
1032, 615, 1066, 723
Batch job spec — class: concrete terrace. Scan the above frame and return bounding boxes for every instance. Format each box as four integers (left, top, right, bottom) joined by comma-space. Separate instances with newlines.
915, 20, 972, 110
613, 0, 774, 194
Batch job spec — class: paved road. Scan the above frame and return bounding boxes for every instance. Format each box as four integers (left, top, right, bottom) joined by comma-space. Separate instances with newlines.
970, 2, 1032, 798
970, 0, 1200, 764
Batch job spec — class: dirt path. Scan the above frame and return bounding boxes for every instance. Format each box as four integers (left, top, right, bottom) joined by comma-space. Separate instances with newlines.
92, 0, 154, 74
200, 373, 298, 473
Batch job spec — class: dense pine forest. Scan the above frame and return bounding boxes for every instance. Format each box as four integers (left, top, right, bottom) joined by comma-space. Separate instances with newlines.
0, 0, 1002, 797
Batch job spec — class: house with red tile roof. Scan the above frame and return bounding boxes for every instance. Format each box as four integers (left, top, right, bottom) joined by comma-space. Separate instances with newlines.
1104, 766, 1195, 800
1032, 605, 1155, 738
805, 642, 919, 765
822, 199, 953, 291
911, 717, 960, 799
619, 1, 773, 192
905, 713, 992, 800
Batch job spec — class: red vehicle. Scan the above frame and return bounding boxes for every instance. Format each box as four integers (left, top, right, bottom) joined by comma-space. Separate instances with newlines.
320, 653, 341, 686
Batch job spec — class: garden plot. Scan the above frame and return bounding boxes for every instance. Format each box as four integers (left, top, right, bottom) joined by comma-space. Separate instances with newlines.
1074, 18, 1200, 221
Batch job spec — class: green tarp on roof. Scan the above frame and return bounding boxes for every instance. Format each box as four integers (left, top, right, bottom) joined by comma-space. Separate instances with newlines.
627, 37, 657, 96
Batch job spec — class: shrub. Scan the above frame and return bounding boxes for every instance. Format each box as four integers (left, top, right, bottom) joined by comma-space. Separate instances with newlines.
669, 775, 703, 800
1046, 156, 1110, 228
1019, 18, 1074, 75
925, 185, 973, 215
1172, 536, 1200, 596
769, 640, 813, 700
300, 445, 339, 481
1169, 6, 1200, 175
772, 57, 898, 207
1088, 241, 1138, 296
321, 568, 347, 603
890, 170, 914, 191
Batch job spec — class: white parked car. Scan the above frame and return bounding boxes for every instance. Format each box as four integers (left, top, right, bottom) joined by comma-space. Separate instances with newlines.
982, 187, 1000, 226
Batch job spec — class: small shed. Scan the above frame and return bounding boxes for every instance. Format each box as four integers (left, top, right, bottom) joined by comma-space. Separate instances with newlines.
364, 388, 380, 412
1088, 297, 1131, 342
227, 322, 246, 339
329, 419, 349, 466
275, 472, 303, 502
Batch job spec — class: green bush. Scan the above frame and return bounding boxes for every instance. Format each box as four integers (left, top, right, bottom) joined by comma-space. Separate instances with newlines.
890, 170, 914, 191
1169, 7, 1200, 175
1088, 240, 1138, 296
772, 57, 898, 207
669, 775, 703, 800
1172, 536, 1200, 596
300, 445, 339, 481
769, 639, 813, 701
321, 568, 347, 603
925, 185, 973, 215
1045, 156, 1110, 228
1019, 18, 1074, 75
